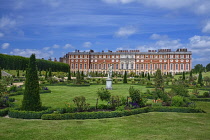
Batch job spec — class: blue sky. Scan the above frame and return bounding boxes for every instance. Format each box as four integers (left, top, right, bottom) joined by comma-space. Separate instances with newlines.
0, 0, 210, 67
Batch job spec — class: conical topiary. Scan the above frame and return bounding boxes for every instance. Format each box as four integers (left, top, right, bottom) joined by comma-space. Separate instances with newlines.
22, 54, 42, 111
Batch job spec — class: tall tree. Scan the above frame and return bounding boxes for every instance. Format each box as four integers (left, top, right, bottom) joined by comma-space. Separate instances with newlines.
154, 69, 164, 92
182, 71, 185, 81
45, 70, 48, 79
206, 63, 210, 72
197, 71, 203, 86
22, 54, 42, 111
123, 71, 127, 83
67, 68, 71, 80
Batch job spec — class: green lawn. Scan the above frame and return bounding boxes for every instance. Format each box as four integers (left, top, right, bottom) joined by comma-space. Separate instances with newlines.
1, 84, 210, 139
12, 84, 151, 108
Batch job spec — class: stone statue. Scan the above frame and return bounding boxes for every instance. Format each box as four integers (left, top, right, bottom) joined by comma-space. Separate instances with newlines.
108, 65, 112, 79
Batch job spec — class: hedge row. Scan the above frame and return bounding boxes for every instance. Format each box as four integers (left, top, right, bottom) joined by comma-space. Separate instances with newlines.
191, 98, 210, 102
8, 108, 54, 119
41, 107, 204, 120
0, 108, 9, 116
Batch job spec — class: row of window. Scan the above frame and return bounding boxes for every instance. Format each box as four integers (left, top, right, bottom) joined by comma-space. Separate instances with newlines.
71, 63, 190, 71
69, 54, 190, 59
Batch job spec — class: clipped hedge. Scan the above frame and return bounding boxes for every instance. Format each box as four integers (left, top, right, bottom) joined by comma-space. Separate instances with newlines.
41, 106, 205, 120
149, 107, 205, 113
0, 108, 9, 116
191, 98, 210, 102
42, 107, 149, 120
9, 108, 54, 119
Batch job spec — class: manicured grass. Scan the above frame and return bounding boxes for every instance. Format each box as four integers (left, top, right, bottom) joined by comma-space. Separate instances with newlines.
12, 84, 152, 108
0, 108, 210, 140
1, 84, 210, 139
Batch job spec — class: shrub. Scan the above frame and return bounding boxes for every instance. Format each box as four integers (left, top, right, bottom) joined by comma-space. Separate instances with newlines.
9, 108, 53, 119
73, 96, 90, 112
203, 92, 210, 97
171, 95, 185, 107
0, 108, 9, 116
97, 87, 111, 101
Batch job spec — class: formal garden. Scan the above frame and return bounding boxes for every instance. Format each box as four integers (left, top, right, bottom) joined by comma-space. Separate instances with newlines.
1, 54, 210, 139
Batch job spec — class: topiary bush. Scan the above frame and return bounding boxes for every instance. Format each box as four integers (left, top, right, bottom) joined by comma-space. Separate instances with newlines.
0, 108, 9, 116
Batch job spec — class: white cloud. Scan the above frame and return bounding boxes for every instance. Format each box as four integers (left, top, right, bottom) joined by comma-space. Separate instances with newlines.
63, 44, 74, 49
0, 32, 4, 37
1, 43, 10, 49
155, 39, 182, 49
43, 47, 50, 50
52, 44, 60, 48
189, 35, 210, 48
202, 21, 210, 33
115, 26, 137, 37
0, 16, 16, 29
83, 42, 92, 48
150, 33, 168, 40
10, 49, 54, 59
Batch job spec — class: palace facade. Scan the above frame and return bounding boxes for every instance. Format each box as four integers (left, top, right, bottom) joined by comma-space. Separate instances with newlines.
59, 48, 192, 75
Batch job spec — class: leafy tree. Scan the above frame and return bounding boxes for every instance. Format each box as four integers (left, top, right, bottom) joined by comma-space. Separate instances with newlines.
206, 63, 210, 72
129, 86, 145, 107
197, 71, 203, 86
170, 80, 189, 97
22, 54, 42, 111
203, 76, 210, 86
193, 64, 205, 73
182, 71, 185, 81
123, 71, 127, 83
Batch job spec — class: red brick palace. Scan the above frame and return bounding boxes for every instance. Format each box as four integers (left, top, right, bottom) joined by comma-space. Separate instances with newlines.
59, 48, 192, 75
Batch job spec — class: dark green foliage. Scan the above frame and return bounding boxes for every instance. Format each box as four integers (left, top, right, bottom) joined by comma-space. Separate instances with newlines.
109, 95, 121, 109
193, 64, 205, 73
97, 87, 111, 101
8, 108, 53, 119
170, 80, 189, 97
191, 98, 210, 102
129, 86, 145, 107
67, 68, 71, 80
123, 71, 127, 83
0, 53, 69, 72
0, 108, 9, 116
206, 63, 210, 72
197, 71, 203, 86
147, 73, 150, 81
16, 70, 19, 77
141, 72, 144, 78
75, 70, 81, 84
45, 70, 48, 79
154, 69, 164, 92
0, 67, 1, 79
203, 92, 210, 97
73, 96, 90, 112
22, 54, 42, 111
189, 70, 193, 82
182, 71, 185, 81
48, 68, 52, 77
